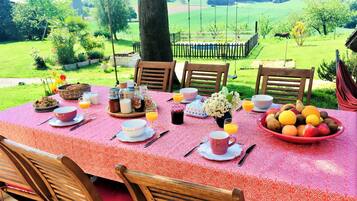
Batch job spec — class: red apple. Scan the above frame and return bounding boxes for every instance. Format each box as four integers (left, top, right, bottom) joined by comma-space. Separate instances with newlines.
303, 124, 319, 137
317, 123, 331, 136
290, 108, 300, 115
266, 108, 280, 115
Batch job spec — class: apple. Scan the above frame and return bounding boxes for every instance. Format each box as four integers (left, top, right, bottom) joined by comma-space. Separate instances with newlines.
317, 123, 331, 136
303, 124, 319, 137
266, 108, 280, 115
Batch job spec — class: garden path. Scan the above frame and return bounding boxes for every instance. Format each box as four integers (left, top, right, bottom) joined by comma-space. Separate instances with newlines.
0, 78, 41, 88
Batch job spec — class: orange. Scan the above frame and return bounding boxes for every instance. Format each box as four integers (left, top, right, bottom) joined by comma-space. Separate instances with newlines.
302, 106, 320, 118
297, 125, 306, 136
306, 114, 320, 126
282, 125, 298, 136
278, 110, 297, 125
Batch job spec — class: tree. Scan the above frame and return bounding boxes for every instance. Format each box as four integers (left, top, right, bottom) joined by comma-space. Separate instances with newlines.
258, 15, 273, 39
304, 0, 350, 35
0, 0, 17, 41
139, 0, 180, 85
95, 0, 130, 40
291, 21, 306, 46
128, 7, 137, 21
12, 0, 73, 40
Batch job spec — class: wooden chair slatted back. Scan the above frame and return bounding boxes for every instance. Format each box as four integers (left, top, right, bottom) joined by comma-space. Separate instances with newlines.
0, 136, 49, 200
255, 65, 315, 104
134, 60, 176, 92
116, 165, 244, 201
1, 137, 102, 201
181, 62, 229, 96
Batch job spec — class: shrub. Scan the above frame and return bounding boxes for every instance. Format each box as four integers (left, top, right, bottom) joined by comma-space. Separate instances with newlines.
31, 48, 47, 70
64, 16, 87, 33
94, 30, 110, 39
291, 21, 306, 46
50, 28, 76, 65
318, 53, 357, 82
87, 50, 104, 60
80, 35, 105, 52
77, 53, 88, 62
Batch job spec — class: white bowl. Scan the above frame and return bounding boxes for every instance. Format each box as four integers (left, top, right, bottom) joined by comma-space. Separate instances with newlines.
252, 95, 273, 109
121, 119, 147, 138
180, 88, 198, 101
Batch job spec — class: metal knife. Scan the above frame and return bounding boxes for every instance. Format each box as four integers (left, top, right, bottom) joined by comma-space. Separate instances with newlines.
69, 118, 94, 131
37, 117, 53, 126
238, 144, 256, 167
110, 133, 118, 141
144, 130, 169, 148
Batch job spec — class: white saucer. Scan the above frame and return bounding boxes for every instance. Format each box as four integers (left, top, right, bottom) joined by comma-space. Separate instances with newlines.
181, 95, 202, 104
198, 142, 242, 161
252, 103, 279, 113
116, 127, 155, 142
49, 114, 84, 127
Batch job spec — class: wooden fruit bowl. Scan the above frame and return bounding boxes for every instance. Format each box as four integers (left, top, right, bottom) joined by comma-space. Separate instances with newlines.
257, 114, 344, 144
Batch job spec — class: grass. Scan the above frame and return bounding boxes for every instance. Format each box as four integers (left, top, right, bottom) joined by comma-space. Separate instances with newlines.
0, 39, 133, 78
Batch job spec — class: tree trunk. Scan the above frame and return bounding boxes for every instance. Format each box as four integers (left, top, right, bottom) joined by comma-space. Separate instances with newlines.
322, 23, 327, 35
139, 0, 180, 86
114, 32, 118, 41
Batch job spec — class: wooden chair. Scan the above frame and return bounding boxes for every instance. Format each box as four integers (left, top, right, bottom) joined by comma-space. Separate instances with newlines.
134, 60, 176, 92
255, 65, 315, 104
116, 164, 245, 201
0, 136, 51, 201
0, 136, 131, 201
181, 62, 229, 96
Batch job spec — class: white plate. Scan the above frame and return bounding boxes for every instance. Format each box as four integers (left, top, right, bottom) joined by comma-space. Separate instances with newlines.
198, 142, 242, 161
181, 95, 202, 104
252, 103, 279, 113
49, 114, 84, 127
116, 127, 155, 142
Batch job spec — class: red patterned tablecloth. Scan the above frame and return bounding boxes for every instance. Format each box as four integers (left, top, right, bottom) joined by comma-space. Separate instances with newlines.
0, 86, 356, 201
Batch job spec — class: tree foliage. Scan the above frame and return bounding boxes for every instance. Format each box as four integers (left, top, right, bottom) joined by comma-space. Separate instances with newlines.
304, 0, 351, 35
291, 21, 306, 46
0, 0, 18, 41
207, 0, 235, 6
95, 0, 130, 40
12, 0, 73, 40
258, 15, 273, 39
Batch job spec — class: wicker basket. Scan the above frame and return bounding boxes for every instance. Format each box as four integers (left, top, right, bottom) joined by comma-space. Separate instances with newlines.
58, 84, 91, 100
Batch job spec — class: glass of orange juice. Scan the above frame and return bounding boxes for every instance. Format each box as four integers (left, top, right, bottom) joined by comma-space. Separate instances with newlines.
173, 93, 184, 103
78, 97, 91, 117
242, 98, 254, 114
224, 118, 238, 135
146, 108, 158, 131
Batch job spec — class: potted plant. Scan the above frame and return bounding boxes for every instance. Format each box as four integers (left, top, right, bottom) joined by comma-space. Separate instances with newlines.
76, 53, 89, 67
203, 87, 240, 128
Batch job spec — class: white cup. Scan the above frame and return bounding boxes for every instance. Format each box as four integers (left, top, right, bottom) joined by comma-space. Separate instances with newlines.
90, 93, 99, 105
120, 99, 132, 114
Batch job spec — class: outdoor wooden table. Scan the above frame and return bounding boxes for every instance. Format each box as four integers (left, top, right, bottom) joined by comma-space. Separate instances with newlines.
0, 86, 356, 201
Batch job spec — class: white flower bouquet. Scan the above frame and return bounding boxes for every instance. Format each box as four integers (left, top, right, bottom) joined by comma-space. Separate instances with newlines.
203, 87, 240, 118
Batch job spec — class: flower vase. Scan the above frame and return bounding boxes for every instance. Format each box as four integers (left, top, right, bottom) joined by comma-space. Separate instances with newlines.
215, 112, 232, 128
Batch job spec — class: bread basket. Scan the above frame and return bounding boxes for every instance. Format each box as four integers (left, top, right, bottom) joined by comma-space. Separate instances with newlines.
58, 83, 91, 100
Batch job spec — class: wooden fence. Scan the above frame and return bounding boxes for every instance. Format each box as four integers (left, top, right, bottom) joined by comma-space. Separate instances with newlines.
133, 33, 258, 59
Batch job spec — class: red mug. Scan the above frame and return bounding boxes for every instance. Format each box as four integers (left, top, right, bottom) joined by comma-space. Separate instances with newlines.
209, 131, 236, 155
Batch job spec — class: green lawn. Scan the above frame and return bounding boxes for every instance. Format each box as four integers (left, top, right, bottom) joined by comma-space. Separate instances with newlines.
0, 39, 133, 78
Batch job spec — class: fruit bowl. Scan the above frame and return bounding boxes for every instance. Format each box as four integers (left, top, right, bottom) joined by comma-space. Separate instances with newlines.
258, 113, 344, 144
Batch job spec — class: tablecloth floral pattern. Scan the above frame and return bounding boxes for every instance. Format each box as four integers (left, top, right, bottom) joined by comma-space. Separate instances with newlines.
0, 86, 356, 201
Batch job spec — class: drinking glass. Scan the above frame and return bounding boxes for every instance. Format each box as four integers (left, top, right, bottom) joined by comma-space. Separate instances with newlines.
145, 108, 158, 131
242, 98, 254, 114
78, 97, 91, 117
224, 118, 238, 135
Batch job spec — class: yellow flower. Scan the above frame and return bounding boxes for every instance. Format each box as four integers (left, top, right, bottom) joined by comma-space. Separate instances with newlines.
55, 78, 63, 85
50, 83, 57, 93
